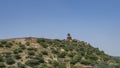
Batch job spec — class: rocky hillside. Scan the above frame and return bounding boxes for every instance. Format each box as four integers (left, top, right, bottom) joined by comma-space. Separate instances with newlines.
0, 37, 120, 68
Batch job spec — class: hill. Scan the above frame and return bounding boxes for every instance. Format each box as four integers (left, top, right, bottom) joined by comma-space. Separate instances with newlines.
0, 37, 120, 68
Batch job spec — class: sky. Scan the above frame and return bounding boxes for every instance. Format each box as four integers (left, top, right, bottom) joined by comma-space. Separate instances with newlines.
0, 0, 120, 56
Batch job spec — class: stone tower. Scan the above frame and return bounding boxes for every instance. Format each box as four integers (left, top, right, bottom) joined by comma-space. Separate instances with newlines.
66, 33, 72, 41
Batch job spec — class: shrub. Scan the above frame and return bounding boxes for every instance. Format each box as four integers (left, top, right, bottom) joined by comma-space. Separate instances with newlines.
58, 52, 66, 58
0, 40, 7, 44
0, 55, 4, 62
71, 65, 77, 68
40, 42, 48, 48
51, 48, 58, 54
64, 45, 73, 51
6, 57, 15, 65
5, 44, 11, 48
54, 39, 61, 42
79, 51, 85, 56
98, 62, 109, 68
52, 61, 59, 68
0, 44, 4, 47
80, 59, 93, 65
0, 62, 6, 68
19, 44, 26, 50
25, 59, 40, 67
28, 51, 35, 56
4, 52, 12, 58
37, 38, 48, 48
58, 44, 65, 47
67, 52, 74, 57
17, 62, 26, 68
14, 54, 21, 59
5, 43, 12, 48
27, 47, 37, 51
70, 55, 81, 65
37, 53, 43, 57
13, 48, 23, 54
40, 63, 48, 68
41, 51, 48, 55
70, 58, 78, 65
35, 56, 44, 63
13, 49, 19, 54
37, 38, 46, 43
88, 55, 98, 61
25, 42, 30, 46
17, 48, 23, 53
58, 63, 66, 68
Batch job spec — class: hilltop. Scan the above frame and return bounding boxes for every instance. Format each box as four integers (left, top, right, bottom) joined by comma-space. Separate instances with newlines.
0, 37, 120, 68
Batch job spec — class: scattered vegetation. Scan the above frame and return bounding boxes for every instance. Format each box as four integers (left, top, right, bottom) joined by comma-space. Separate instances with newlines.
0, 38, 119, 68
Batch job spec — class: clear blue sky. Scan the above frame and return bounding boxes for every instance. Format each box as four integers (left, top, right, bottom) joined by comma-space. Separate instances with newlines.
0, 0, 120, 56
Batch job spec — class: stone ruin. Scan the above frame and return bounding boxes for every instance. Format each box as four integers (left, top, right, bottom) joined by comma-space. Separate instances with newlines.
66, 33, 72, 42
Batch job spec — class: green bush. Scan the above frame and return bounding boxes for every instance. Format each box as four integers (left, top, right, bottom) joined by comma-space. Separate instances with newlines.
41, 51, 48, 55
58, 63, 66, 68
52, 61, 59, 68
13, 48, 23, 54
64, 45, 73, 51
13, 49, 19, 54
0, 40, 7, 44
25, 59, 40, 67
0, 44, 4, 47
70, 58, 78, 65
0, 55, 4, 62
88, 55, 98, 61
35, 56, 44, 63
79, 51, 85, 56
5, 44, 11, 48
6, 57, 15, 65
25, 42, 30, 46
40, 63, 48, 68
40, 42, 48, 48
58, 52, 66, 58
70, 55, 81, 65
37, 38, 48, 48
5, 42, 13, 48
17, 48, 23, 53
58, 44, 65, 47
67, 52, 74, 57
71, 65, 77, 68
14, 54, 21, 59
27, 47, 37, 51
51, 48, 58, 54
28, 51, 35, 56
98, 62, 109, 68
19, 44, 26, 50
37, 53, 43, 57
37, 38, 46, 43
4, 52, 12, 58
80, 59, 93, 65
17, 62, 26, 68
0, 62, 6, 68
